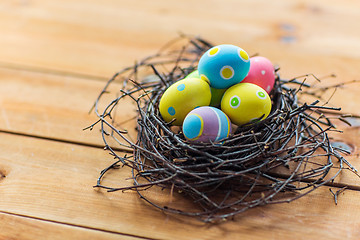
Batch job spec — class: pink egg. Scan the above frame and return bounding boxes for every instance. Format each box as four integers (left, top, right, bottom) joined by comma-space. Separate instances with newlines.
241, 56, 275, 94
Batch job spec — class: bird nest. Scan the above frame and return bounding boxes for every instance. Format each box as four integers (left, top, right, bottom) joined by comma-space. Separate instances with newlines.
87, 36, 358, 222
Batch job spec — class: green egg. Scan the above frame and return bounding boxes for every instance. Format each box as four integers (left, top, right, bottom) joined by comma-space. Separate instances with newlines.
210, 88, 227, 107
184, 70, 200, 80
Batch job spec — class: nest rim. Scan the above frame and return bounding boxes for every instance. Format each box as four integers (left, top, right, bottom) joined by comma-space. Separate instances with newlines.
88, 35, 356, 223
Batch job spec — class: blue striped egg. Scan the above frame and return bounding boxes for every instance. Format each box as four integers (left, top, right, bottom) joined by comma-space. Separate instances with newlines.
198, 44, 250, 89
182, 106, 232, 143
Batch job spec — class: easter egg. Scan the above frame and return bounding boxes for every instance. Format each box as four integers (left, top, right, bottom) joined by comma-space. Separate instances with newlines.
159, 78, 211, 126
198, 44, 250, 89
182, 106, 232, 142
184, 70, 226, 107
210, 88, 226, 107
221, 83, 272, 126
184, 70, 200, 79
242, 56, 275, 93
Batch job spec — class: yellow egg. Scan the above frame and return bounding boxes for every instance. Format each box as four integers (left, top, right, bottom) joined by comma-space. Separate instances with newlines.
184, 70, 226, 107
159, 78, 211, 125
221, 83, 272, 126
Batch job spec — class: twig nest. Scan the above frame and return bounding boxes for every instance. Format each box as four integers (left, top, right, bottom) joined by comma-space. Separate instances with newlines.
90, 36, 357, 223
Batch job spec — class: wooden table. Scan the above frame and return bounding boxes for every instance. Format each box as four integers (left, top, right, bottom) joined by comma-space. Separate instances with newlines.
1, 0, 360, 239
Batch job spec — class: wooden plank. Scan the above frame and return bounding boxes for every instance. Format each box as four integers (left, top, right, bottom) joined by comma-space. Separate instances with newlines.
0, 0, 360, 77
1, 132, 360, 240
1, 52, 360, 146
1, 58, 360, 186
0, 66, 137, 149
1, 1, 359, 239
0, 212, 139, 240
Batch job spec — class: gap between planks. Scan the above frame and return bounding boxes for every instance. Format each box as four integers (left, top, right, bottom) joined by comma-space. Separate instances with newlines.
0, 210, 158, 240
0, 129, 133, 154
0, 61, 359, 189
0, 60, 109, 82
1, 129, 360, 192
1, 131, 359, 240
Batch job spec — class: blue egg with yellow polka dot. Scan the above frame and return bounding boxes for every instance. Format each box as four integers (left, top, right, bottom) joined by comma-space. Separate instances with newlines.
182, 106, 232, 143
159, 78, 211, 126
198, 44, 250, 89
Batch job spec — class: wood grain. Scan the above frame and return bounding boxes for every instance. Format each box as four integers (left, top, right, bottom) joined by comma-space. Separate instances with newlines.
1, 63, 360, 186
0, 0, 359, 78
1, 0, 360, 239
0, 66, 137, 149
0, 212, 139, 240
0, 132, 360, 240
0, 52, 360, 145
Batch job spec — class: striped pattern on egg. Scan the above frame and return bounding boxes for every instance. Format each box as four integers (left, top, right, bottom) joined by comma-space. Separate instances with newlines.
182, 106, 232, 143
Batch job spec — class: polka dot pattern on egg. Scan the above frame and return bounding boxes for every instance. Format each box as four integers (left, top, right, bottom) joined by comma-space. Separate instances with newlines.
177, 83, 186, 91
220, 66, 234, 79
208, 47, 220, 56
200, 74, 210, 84
221, 83, 272, 126
159, 78, 211, 126
242, 56, 276, 94
198, 44, 251, 89
239, 49, 249, 61
168, 106, 176, 116
256, 90, 267, 99
230, 95, 241, 109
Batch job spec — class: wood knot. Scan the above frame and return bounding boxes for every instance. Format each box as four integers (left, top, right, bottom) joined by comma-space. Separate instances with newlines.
0, 169, 7, 181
